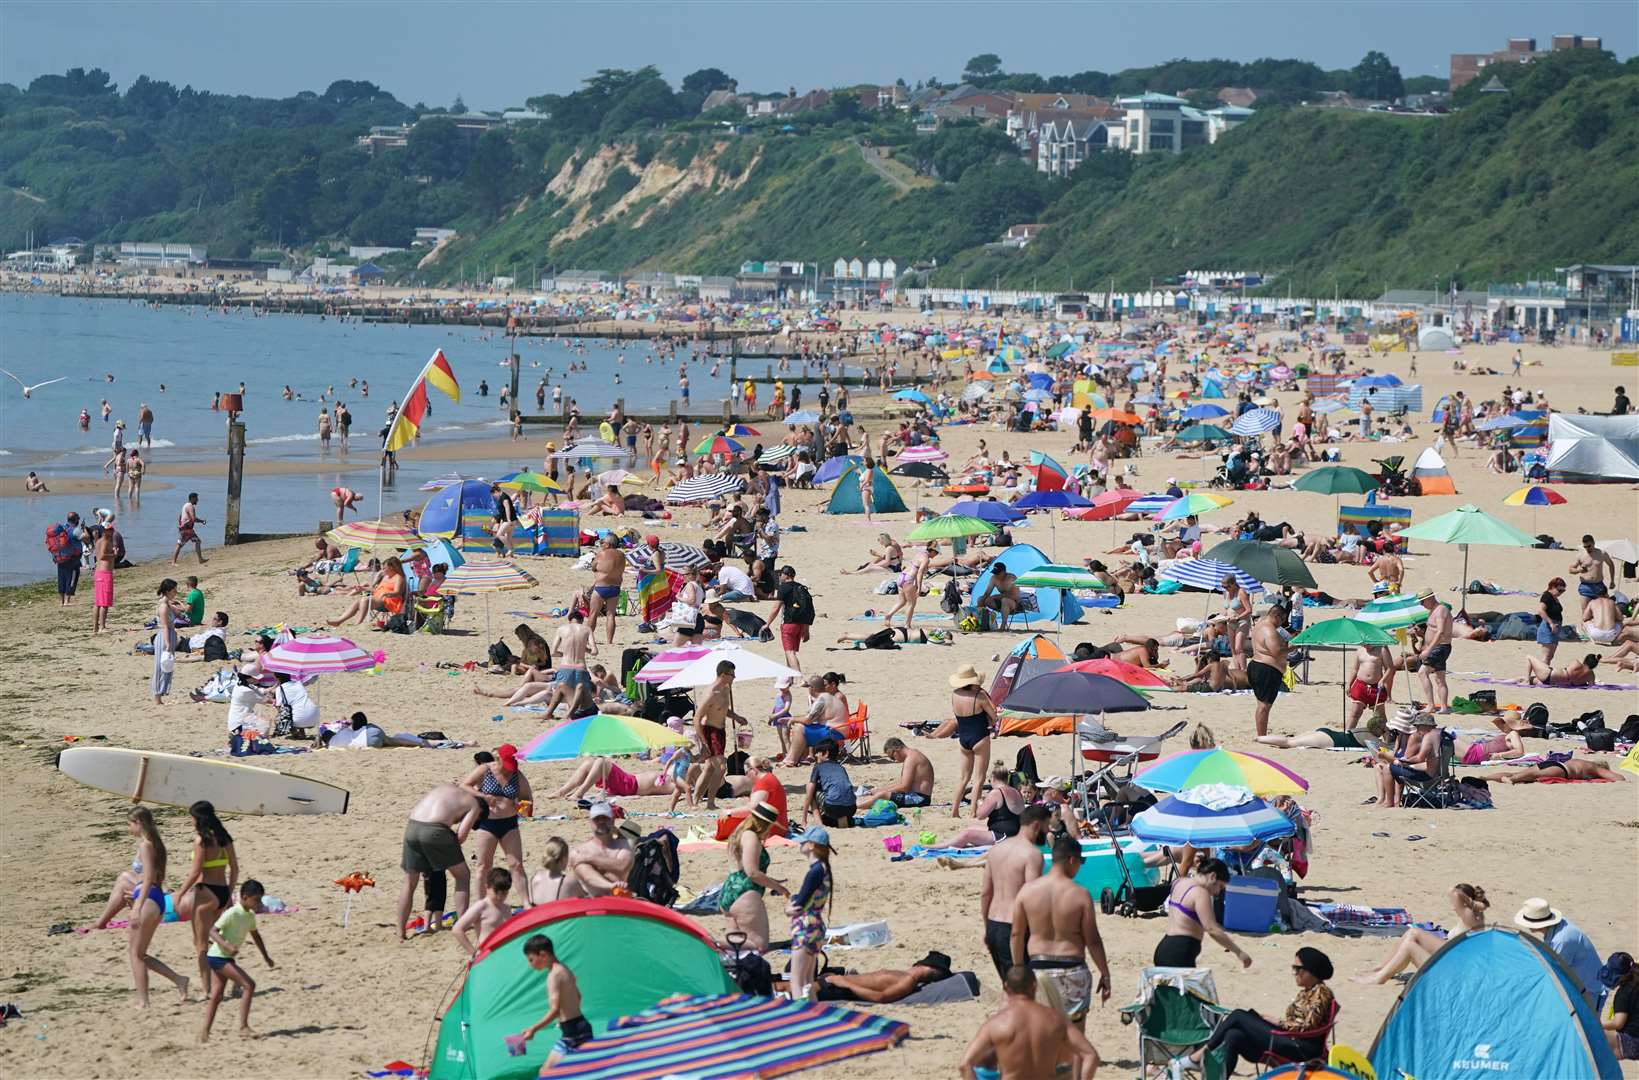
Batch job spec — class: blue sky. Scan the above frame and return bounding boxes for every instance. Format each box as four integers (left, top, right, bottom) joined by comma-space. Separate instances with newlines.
4, 0, 1634, 107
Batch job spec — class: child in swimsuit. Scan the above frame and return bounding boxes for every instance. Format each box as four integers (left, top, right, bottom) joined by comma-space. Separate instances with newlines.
785, 826, 834, 1001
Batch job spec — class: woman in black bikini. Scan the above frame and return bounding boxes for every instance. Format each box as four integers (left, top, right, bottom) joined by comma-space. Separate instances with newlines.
948, 664, 999, 819
173, 800, 239, 992
1154, 857, 1252, 969
459, 744, 533, 904
1494, 757, 1627, 784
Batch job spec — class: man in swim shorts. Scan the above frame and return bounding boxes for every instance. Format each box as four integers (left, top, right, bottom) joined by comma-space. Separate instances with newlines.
1246, 602, 1291, 737
92, 518, 119, 634
867, 738, 935, 808
1345, 642, 1394, 730
1413, 589, 1454, 713
1011, 835, 1111, 1030
541, 611, 596, 718
398, 783, 488, 939
587, 534, 625, 645
1568, 535, 1615, 620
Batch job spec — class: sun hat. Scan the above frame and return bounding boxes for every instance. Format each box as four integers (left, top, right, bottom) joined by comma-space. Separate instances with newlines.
615, 818, 643, 842
749, 802, 780, 827
645, 534, 660, 546
1514, 897, 1563, 930
1416, 587, 1437, 601
588, 801, 614, 820
1409, 711, 1439, 727
949, 663, 984, 689
913, 951, 953, 977
545, 441, 557, 449
703, 589, 722, 605
1294, 946, 1334, 981
792, 825, 832, 847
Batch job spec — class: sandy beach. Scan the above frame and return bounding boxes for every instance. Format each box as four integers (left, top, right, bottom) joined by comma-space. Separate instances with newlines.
2, 329, 1635, 1079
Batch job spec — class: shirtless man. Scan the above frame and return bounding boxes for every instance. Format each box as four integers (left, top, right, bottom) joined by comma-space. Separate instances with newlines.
691, 661, 745, 810
568, 803, 635, 896
397, 783, 487, 940
814, 951, 954, 1004
783, 674, 847, 765
1344, 642, 1395, 730
980, 806, 1050, 979
959, 966, 1102, 1080
868, 738, 935, 808
172, 492, 207, 565
586, 533, 626, 645
1011, 835, 1111, 1031
1246, 602, 1291, 737
978, 568, 1022, 630
1367, 550, 1404, 593
1494, 757, 1627, 784
540, 611, 596, 717
1568, 535, 1616, 620
92, 521, 119, 634
1413, 588, 1454, 713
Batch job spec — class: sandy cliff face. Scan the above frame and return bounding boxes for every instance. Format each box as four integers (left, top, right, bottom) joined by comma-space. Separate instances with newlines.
542, 140, 762, 242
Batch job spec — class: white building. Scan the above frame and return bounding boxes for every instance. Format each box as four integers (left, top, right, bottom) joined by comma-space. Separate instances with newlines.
348, 245, 405, 260
117, 242, 206, 268
413, 227, 457, 247
1117, 93, 1191, 154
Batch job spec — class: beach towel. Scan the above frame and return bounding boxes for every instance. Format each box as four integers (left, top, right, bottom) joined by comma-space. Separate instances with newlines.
1464, 676, 1639, 692
848, 612, 952, 622
899, 972, 981, 1005
905, 844, 989, 860
1535, 776, 1618, 784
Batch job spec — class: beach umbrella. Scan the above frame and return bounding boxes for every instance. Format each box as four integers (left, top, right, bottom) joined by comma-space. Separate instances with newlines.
1016, 489, 1092, 558
595, 469, 645, 488
1475, 414, 1528, 431
813, 455, 862, 485
666, 473, 745, 504
420, 471, 484, 491
1292, 466, 1379, 496
1357, 593, 1431, 632
1014, 564, 1110, 590
946, 499, 1024, 524
1059, 657, 1171, 690
1136, 749, 1308, 796
1174, 423, 1235, 446
1290, 617, 1398, 722
1179, 403, 1230, 421
1399, 505, 1540, 612
634, 645, 717, 683
497, 470, 565, 495
626, 541, 711, 573
1202, 539, 1316, 588
443, 558, 537, 639
961, 382, 993, 402
889, 461, 947, 481
893, 388, 933, 405
1131, 789, 1297, 847
657, 645, 802, 690
552, 438, 632, 462
1503, 484, 1568, 533
263, 634, 376, 678
1597, 538, 1639, 564
757, 444, 797, 466
721, 423, 761, 437
327, 519, 423, 553
1000, 670, 1150, 716
1229, 408, 1280, 436
898, 444, 950, 462
1155, 492, 1233, 523
908, 513, 998, 541
782, 410, 820, 425
1160, 559, 1263, 593
1355, 373, 1402, 388
692, 434, 746, 457
521, 713, 691, 761
1310, 399, 1348, 414
1069, 489, 1146, 522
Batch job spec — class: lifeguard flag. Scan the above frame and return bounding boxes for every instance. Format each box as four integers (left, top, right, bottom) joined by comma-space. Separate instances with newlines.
385, 349, 460, 451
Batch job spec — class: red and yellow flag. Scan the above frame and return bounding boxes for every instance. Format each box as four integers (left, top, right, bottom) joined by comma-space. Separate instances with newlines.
385, 349, 460, 452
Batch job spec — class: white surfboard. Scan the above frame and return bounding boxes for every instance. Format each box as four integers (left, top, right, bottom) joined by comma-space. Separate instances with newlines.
57, 747, 349, 816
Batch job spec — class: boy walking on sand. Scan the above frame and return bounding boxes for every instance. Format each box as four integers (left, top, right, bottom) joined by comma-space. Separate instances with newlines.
454, 868, 514, 956
516, 935, 592, 1071
200, 879, 274, 1042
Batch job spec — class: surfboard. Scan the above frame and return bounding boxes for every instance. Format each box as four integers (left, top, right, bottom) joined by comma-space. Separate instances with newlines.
57, 747, 349, 816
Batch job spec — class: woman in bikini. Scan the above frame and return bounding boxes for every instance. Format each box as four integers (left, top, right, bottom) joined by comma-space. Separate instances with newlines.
172, 801, 238, 991
1523, 651, 1601, 687
844, 533, 904, 576
1353, 883, 1488, 984
1153, 857, 1252, 969
880, 542, 934, 628
553, 755, 678, 801
526, 837, 584, 905
459, 744, 532, 904
122, 807, 191, 1006
948, 664, 998, 819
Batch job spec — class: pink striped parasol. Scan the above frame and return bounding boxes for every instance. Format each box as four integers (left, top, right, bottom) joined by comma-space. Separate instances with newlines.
263, 634, 377, 677
634, 645, 716, 683
898, 445, 949, 462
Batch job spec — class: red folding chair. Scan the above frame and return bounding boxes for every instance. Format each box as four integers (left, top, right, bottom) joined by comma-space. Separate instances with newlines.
1257, 1000, 1340, 1074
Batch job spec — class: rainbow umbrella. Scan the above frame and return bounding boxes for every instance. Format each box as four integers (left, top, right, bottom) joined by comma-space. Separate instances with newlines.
443, 559, 537, 639
1132, 789, 1298, 847
721, 423, 761, 437
1155, 492, 1233, 522
692, 434, 746, 457
498, 470, 565, 495
327, 519, 423, 552
1135, 749, 1309, 795
521, 713, 691, 761
1502, 485, 1566, 506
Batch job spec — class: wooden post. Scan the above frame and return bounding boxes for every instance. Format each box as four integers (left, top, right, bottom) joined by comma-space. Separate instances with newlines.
508, 350, 521, 425
669, 400, 678, 425
722, 400, 732, 426
224, 419, 245, 545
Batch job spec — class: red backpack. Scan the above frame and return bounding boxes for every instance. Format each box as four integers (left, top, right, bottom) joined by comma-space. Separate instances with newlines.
46, 524, 78, 564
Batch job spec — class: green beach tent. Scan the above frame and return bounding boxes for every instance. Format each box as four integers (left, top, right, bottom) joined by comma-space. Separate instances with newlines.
825, 463, 909, 515
429, 898, 735, 1080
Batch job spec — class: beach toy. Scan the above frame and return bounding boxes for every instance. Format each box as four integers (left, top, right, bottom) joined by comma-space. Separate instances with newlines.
517, 800, 533, 818
505, 1033, 529, 1057
918, 831, 938, 846
335, 872, 375, 927
882, 835, 903, 855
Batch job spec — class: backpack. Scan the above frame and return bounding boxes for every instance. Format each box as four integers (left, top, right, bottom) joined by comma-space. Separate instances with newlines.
1523, 702, 1549, 733
940, 576, 963, 615
487, 640, 514, 668
722, 932, 774, 996
1619, 714, 1639, 744
201, 635, 230, 663
626, 830, 681, 908
783, 581, 815, 624
46, 525, 77, 565
861, 628, 899, 650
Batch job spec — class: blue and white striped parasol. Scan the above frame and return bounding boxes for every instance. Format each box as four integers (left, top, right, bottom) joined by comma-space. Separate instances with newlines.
627, 540, 712, 572
1160, 558, 1264, 593
1229, 408, 1281, 436
665, 473, 745, 504
419, 471, 485, 491
1124, 493, 1175, 516
1131, 788, 1297, 847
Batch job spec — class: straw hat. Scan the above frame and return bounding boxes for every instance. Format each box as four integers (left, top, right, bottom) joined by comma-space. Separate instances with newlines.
1416, 587, 1437, 601
749, 802, 780, 828
1514, 897, 1563, 930
1409, 710, 1439, 727
949, 663, 984, 689
703, 589, 722, 605
1497, 709, 1529, 730
545, 441, 557, 450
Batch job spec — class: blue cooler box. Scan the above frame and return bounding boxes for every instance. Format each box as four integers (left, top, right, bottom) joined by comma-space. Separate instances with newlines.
1221, 875, 1280, 933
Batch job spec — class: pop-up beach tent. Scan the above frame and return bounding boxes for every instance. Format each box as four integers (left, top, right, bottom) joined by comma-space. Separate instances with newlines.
1417, 326, 1457, 351
430, 898, 735, 1080
1370, 927, 1619, 1080
989, 633, 1068, 707
1546, 413, 1639, 480
1411, 446, 1457, 495
825, 463, 908, 515
420, 480, 533, 554
966, 543, 1084, 626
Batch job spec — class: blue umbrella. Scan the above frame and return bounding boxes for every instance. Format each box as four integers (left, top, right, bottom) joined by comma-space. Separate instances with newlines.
1132, 392, 1162, 406
1022, 389, 1054, 403
1015, 490, 1092, 511
894, 389, 932, 404
782, 410, 820, 425
1180, 403, 1230, 420
1131, 791, 1297, 847
947, 498, 1024, 523
1229, 408, 1280, 436
1475, 414, 1527, 431
813, 455, 863, 485
1355, 373, 1403, 388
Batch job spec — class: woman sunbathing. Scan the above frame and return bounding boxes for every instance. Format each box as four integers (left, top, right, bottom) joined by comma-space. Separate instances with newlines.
472, 667, 555, 707
1352, 883, 1489, 984
1493, 758, 1627, 784
554, 755, 678, 800
1169, 656, 1250, 692
1257, 715, 1387, 751
843, 533, 903, 575
1458, 713, 1529, 764
1524, 652, 1601, 686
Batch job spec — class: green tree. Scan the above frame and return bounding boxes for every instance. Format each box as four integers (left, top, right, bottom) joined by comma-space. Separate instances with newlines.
681, 68, 735, 97
465, 129, 519, 216
408, 117, 468, 181
125, 76, 179, 118
1350, 51, 1404, 101
964, 54, 1003, 82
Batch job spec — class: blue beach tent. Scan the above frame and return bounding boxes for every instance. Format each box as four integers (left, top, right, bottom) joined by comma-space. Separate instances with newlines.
966, 543, 1084, 626
825, 464, 908, 515
420, 480, 532, 554
1370, 928, 1620, 1080
813, 455, 863, 485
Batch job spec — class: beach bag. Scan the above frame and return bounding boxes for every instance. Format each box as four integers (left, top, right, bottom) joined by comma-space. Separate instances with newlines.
941, 576, 963, 614
383, 613, 410, 634
627, 830, 681, 908
1619, 715, 1639, 744
201, 636, 230, 663
487, 640, 514, 668
1523, 702, 1549, 731
1586, 730, 1616, 752
858, 800, 903, 828
861, 628, 899, 650
722, 932, 774, 996
46, 525, 77, 564
271, 686, 296, 739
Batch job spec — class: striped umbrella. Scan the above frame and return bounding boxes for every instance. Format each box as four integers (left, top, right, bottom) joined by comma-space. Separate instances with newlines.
722, 423, 761, 437
537, 992, 910, 1080
898, 445, 949, 462
666, 473, 745, 504
626, 542, 711, 573
635, 645, 717, 683
498, 470, 565, 494
1124, 493, 1175, 516
1357, 592, 1430, 631
1160, 559, 1264, 593
419, 471, 484, 491
1155, 492, 1232, 522
757, 444, 797, 465
443, 559, 536, 639
595, 469, 645, 488
262, 634, 376, 677
658, 645, 802, 690
327, 519, 423, 552
553, 439, 632, 461
521, 714, 691, 761
1229, 408, 1281, 436
1015, 564, 1110, 590
1135, 750, 1308, 796
1131, 789, 1297, 847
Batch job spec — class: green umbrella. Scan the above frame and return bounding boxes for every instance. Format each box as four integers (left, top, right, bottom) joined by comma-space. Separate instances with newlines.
1203, 540, 1317, 588
907, 514, 998, 541
1292, 466, 1379, 496
1399, 504, 1540, 613
1174, 423, 1235, 445
1290, 617, 1397, 723
1014, 564, 1109, 590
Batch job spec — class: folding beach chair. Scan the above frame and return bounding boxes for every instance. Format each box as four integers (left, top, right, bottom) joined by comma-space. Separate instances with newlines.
839, 702, 872, 763
1399, 731, 1460, 809
1119, 967, 1227, 1080
323, 547, 361, 589
1255, 1000, 1340, 1074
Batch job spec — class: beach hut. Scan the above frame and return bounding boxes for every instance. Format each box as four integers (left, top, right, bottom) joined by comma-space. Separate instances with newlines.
1410, 446, 1458, 495
430, 898, 735, 1080
965, 543, 1084, 627
1370, 928, 1619, 1080
825, 463, 908, 515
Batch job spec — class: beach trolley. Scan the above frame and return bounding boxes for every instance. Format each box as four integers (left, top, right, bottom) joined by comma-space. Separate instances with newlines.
1077, 718, 1185, 917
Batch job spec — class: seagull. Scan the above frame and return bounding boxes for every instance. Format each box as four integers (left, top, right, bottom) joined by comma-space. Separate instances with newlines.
2, 370, 67, 398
